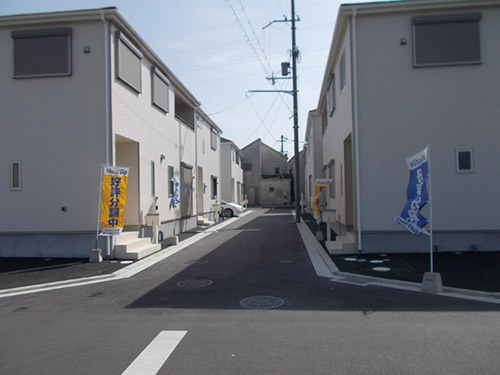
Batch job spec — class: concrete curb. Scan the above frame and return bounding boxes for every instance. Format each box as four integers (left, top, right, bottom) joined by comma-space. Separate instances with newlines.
0, 210, 253, 299
296, 217, 500, 305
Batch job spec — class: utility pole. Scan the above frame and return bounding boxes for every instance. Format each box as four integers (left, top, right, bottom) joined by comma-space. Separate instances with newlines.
291, 0, 301, 223
250, 0, 301, 222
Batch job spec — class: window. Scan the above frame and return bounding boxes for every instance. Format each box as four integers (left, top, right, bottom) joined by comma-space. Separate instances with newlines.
168, 165, 174, 196
211, 128, 217, 150
12, 28, 72, 78
211, 176, 218, 199
340, 49, 346, 91
10, 161, 21, 191
115, 31, 142, 93
175, 96, 195, 129
269, 187, 275, 193
412, 13, 481, 67
235, 152, 240, 165
327, 74, 336, 117
456, 149, 473, 173
328, 160, 335, 199
275, 167, 280, 175
151, 161, 156, 196
152, 67, 169, 112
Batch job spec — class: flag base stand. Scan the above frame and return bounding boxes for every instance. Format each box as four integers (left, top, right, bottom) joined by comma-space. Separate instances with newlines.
89, 248, 103, 263
421, 272, 443, 293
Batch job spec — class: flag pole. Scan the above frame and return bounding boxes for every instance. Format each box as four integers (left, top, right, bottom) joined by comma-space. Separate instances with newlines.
427, 146, 434, 273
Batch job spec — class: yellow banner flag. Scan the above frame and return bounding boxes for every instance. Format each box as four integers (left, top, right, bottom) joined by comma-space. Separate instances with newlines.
312, 179, 333, 223
100, 165, 129, 236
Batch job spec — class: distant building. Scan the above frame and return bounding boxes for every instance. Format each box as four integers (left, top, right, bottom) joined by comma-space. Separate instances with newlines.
220, 138, 244, 204
241, 139, 291, 206
0, 8, 223, 258
306, 0, 500, 253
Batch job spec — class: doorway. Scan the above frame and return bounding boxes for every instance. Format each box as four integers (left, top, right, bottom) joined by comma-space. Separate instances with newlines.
197, 166, 204, 215
344, 135, 354, 230
115, 135, 140, 228
181, 163, 193, 217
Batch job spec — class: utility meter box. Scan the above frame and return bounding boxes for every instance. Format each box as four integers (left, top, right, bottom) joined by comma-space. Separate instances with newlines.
145, 213, 160, 227
321, 209, 336, 223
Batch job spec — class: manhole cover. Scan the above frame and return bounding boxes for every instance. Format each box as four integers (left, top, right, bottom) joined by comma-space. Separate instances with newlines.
184, 260, 208, 265
177, 279, 213, 288
239, 296, 285, 309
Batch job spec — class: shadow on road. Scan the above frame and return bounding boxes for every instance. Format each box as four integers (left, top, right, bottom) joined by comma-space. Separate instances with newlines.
127, 211, 498, 312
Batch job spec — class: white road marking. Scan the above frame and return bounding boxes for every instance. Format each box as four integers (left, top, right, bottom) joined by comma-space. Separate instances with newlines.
122, 330, 187, 375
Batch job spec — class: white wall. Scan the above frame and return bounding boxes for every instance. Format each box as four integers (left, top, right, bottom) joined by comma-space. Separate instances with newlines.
0, 20, 107, 233
111, 24, 191, 225
355, 6, 500, 232
196, 117, 220, 213
221, 142, 244, 203
321, 23, 354, 230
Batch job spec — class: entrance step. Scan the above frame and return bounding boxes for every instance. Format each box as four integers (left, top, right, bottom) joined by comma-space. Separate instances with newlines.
114, 231, 161, 260
197, 217, 215, 226
326, 231, 357, 255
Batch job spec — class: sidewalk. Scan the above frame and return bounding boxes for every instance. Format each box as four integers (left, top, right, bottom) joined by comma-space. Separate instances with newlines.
0, 216, 238, 295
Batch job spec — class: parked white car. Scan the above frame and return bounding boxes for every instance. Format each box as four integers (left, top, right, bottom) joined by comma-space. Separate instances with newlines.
220, 200, 244, 217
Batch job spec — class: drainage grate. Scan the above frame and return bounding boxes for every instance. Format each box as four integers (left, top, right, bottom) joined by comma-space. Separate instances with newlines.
177, 279, 213, 288
239, 296, 285, 309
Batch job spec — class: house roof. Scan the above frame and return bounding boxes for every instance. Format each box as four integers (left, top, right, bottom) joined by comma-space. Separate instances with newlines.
0, 7, 201, 108
221, 137, 242, 154
242, 138, 287, 160
197, 109, 223, 134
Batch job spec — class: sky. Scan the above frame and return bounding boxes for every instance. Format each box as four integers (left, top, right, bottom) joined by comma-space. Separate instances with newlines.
0, 0, 376, 157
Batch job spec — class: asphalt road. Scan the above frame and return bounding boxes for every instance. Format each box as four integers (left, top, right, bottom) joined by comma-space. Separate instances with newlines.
0, 208, 499, 374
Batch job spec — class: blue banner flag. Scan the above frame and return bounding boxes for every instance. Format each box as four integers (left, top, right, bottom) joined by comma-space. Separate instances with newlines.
395, 149, 430, 236
170, 177, 180, 208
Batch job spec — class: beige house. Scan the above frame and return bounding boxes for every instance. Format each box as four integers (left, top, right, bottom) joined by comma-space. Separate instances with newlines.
241, 139, 291, 206
308, 0, 500, 253
0, 8, 223, 259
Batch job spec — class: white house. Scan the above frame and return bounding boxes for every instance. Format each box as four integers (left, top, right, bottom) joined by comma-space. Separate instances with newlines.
310, 0, 500, 253
303, 110, 324, 211
195, 110, 222, 221
220, 138, 244, 204
0, 8, 222, 259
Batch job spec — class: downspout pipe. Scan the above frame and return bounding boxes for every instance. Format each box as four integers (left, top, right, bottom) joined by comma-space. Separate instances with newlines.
350, 8, 362, 252
101, 13, 114, 258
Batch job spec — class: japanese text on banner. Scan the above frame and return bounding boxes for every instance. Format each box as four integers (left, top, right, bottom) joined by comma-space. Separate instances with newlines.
100, 165, 129, 236
395, 149, 430, 235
